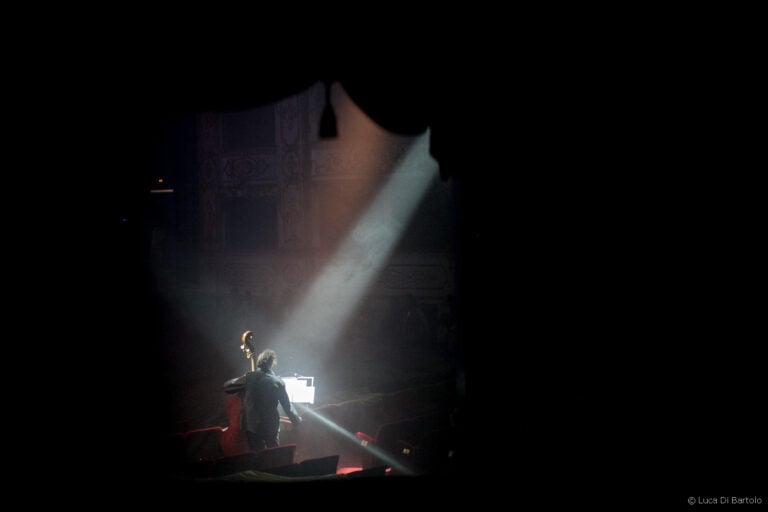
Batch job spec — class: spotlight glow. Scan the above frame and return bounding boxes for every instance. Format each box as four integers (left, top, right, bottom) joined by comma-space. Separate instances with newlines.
270, 133, 437, 352
296, 403, 415, 476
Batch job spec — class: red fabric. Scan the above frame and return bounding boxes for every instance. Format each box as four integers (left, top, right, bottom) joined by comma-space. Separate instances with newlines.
220, 394, 250, 457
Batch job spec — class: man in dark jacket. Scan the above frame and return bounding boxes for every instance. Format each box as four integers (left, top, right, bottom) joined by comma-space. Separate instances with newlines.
224, 349, 302, 451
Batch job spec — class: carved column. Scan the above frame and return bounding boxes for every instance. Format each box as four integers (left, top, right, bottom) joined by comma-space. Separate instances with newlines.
276, 95, 308, 253
198, 112, 223, 252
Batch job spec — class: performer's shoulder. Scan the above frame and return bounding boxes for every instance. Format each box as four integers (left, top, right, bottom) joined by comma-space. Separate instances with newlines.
223, 374, 247, 392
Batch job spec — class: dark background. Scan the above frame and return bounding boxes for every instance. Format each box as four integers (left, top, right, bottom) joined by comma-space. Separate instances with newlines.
31, 16, 763, 506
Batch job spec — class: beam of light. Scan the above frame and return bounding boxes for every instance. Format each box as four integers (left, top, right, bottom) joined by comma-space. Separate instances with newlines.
296, 403, 415, 476
270, 133, 437, 352
156, 87, 420, 372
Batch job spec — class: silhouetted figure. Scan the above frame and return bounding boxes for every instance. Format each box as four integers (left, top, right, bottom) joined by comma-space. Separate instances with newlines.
223, 349, 301, 451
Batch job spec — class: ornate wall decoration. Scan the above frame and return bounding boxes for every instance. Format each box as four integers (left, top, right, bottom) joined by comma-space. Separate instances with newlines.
199, 157, 221, 190
346, 148, 372, 175
200, 189, 220, 251
279, 183, 304, 248
194, 87, 454, 297
197, 113, 221, 161
276, 94, 307, 251
249, 184, 280, 198
281, 260, 307, 289
278, 96, 300, 146
198, 113, 222, 190
311, 149, 344, 177
308, 177, 368, 249
281, 150, 301, 185
311, 138, 410, 178
221, 155, 274, 191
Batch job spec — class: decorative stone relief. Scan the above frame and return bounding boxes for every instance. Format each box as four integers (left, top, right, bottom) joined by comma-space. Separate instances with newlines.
200, 188, 220, 251
221, 155, 274, 191
281, 150, 301, 185
199, 157, 220, 189
281, 260, 307, 289
198, 113, 221, 160
279, 183, 304, 248
311, 149, 344, 177
278, 96, 300, 146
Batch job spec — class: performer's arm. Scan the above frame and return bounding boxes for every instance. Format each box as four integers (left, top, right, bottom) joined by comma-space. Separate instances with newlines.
223, 375, 246, 394
278, 382, 301, 425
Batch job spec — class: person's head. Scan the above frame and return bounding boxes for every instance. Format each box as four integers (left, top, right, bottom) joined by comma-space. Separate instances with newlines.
256, 349, 277, 371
